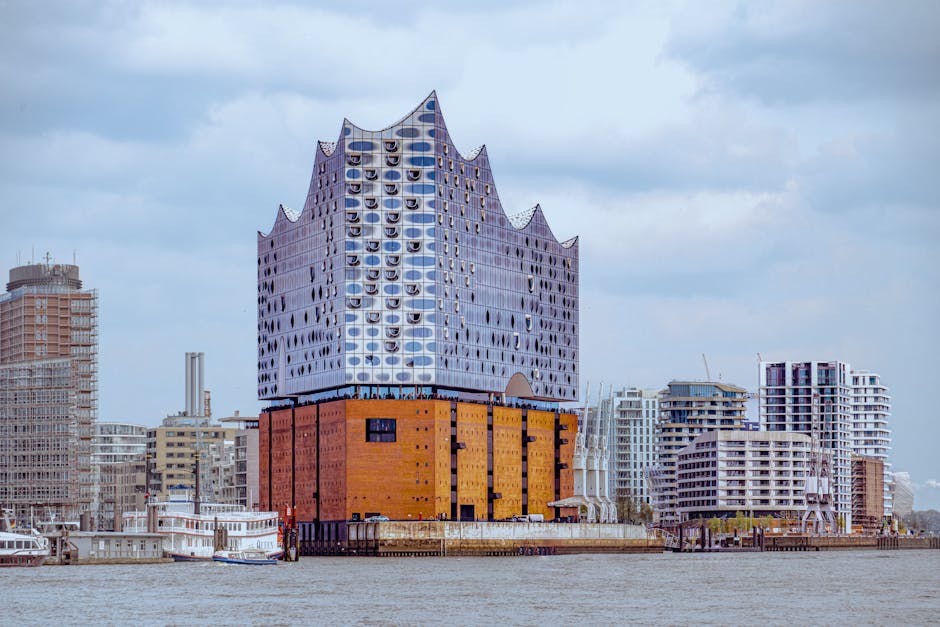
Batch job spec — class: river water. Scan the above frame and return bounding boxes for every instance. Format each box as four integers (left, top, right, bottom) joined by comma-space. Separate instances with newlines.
3, 551, 939, 625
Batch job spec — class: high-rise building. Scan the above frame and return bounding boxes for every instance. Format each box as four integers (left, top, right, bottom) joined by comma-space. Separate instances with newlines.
257, 93, 580, 528
650, 381, 748, 525
759, 361, 854, 531
850, 370, 892, 516
602, 387, 658, 506
92, 421, 147, 529
0, 258, 98, 522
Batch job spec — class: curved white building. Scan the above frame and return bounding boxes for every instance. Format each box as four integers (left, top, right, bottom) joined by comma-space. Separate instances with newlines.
850, 370, 892, 516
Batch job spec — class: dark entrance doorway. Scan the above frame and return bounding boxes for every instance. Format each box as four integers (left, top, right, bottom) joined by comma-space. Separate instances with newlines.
459, 504, 475, 521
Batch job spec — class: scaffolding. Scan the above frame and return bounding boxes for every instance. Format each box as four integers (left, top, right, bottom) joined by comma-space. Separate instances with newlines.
0, 261, 98, 524
0, 359, 79, 522
852, 455, 884, 533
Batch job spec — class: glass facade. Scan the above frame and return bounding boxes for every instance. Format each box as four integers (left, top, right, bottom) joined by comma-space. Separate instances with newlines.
258, 93, 578, 402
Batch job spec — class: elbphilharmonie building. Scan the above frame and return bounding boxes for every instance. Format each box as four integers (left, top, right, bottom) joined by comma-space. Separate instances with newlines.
257, 94, 580, 528
258, 92, 578, 402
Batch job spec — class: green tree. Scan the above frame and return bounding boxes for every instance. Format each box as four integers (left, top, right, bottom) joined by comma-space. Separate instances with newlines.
615, 488, 653, 525
707, 517, 722, 536
615, 488, 636, 523
732, 511, 746, 534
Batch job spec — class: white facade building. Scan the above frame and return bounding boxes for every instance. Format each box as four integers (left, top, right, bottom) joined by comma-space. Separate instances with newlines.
850, 370, 892, 517
651, 381, 748, 526
759, 361, 853, 531
92, 422, 147, 530
603, 388, 658, 505
677, 430, 813, 520
221, 414, 260, 510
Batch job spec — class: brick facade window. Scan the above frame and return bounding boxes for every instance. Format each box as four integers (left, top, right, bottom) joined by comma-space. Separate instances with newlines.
366, 418, 396, 443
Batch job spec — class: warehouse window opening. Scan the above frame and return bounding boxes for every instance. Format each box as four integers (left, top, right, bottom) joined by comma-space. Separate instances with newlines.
366, 418, 397, 443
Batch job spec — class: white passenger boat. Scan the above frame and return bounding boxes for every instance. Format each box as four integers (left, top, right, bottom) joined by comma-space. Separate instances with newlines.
0, 509, 49, 567
212, 547, 278, 565
122, 490, 282, 562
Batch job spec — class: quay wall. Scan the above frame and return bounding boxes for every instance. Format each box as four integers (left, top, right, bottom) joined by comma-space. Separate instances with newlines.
343, 521, 661, 556
752, 535, 940, 552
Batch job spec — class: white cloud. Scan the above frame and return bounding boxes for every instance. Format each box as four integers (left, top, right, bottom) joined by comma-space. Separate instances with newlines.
1, 0, 939, 510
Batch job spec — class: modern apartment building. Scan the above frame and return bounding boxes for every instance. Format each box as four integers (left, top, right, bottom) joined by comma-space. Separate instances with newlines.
234, 428, 259, 510
92, 421, 147, 529
759, 361, 854, 530
258, 93, 580, 529
676, 430, 813, 520
145, 423, 237, 501
603, 387, 658, 505
0, 259, 98, 522
651, 381, 748, 525
112, 456, 147, 530
850, 370, 892, 517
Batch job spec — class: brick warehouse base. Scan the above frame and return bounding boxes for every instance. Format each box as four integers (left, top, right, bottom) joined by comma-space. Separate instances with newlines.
259, 398, 578, 527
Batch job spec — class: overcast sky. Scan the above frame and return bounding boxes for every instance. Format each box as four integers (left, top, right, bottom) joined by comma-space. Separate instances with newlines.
2, 1, 938, 508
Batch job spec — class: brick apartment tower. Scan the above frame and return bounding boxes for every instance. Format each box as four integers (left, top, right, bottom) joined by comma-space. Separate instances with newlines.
851, 455, 884, 533
258, 93, 579, 532
0, 258, 98, 521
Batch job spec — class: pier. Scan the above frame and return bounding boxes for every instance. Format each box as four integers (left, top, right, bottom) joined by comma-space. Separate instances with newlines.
667, 528, 940, 553
303, 521, 662, 557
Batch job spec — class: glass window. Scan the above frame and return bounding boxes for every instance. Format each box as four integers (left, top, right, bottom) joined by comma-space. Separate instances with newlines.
366, 418, 397, 443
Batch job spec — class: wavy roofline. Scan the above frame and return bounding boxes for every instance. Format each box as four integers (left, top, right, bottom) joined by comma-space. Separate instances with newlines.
344, 90, 438, 135
257, 204, 300, 238
260, 91, 579, 249
504, 204, 578, 249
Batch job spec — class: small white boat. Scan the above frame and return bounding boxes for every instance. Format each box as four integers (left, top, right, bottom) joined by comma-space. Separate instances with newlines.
212, 548, 278, 565
0, 509, 49, 567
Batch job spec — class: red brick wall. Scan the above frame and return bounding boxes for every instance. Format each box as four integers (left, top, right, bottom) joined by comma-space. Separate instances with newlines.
343, 399, 446, 521
293, 405, 318, 520
259, 411, 270, 511
259, 400, 578, 523
316, 401, 347, 521
492, 407, 523, 519
269, 408, 294, 514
